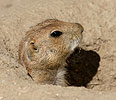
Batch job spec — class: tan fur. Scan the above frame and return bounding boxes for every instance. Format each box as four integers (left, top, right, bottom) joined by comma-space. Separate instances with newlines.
19, 19, 84, 86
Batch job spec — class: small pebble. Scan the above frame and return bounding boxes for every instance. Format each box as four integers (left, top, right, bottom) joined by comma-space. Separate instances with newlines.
13, 81, 16, 85
99, 92, 103, 95
56, 93, 59, 96
0, 97, 3, 100
18, 92, 21, 95
2, 80, 5, 83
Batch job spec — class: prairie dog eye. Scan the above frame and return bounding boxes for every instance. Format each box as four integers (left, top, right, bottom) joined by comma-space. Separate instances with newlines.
50, 31, 63, 37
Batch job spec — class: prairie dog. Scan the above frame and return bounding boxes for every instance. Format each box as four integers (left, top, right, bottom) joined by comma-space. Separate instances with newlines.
19, 19, 84, 86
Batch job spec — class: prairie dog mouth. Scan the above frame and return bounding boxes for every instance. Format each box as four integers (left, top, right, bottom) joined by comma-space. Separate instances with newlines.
70, 35, 82, 51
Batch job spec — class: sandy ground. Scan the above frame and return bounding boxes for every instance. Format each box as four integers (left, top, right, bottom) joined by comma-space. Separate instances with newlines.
0, 0, 116, 100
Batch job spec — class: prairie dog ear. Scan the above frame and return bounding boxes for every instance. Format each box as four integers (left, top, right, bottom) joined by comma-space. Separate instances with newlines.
29, 40, 39, 53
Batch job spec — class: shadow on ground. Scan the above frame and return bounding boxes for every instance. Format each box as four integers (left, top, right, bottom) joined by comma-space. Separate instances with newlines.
66, 48, 100, 87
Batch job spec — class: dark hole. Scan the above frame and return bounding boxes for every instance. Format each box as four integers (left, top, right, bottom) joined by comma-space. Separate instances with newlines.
66, 48, 100, 87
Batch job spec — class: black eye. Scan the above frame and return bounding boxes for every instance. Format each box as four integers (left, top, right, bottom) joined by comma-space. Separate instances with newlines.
50, 31, 63, 37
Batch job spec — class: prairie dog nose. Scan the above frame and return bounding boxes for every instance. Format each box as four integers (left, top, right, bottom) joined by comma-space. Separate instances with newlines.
75, 23, 84, 33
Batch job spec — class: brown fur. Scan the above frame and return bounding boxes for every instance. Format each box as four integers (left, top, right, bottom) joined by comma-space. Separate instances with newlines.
19, 19, 84, 86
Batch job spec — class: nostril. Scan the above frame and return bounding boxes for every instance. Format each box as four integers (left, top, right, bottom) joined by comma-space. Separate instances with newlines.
75, 23, 84, 33
79, 25, 84, 33
81, 30, 84, 33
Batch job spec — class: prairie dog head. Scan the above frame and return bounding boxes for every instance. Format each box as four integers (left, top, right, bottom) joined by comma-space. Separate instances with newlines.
19, 19, 84, 71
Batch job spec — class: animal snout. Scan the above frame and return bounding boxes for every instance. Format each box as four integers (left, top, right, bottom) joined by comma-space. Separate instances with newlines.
75, 23, 84, 33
